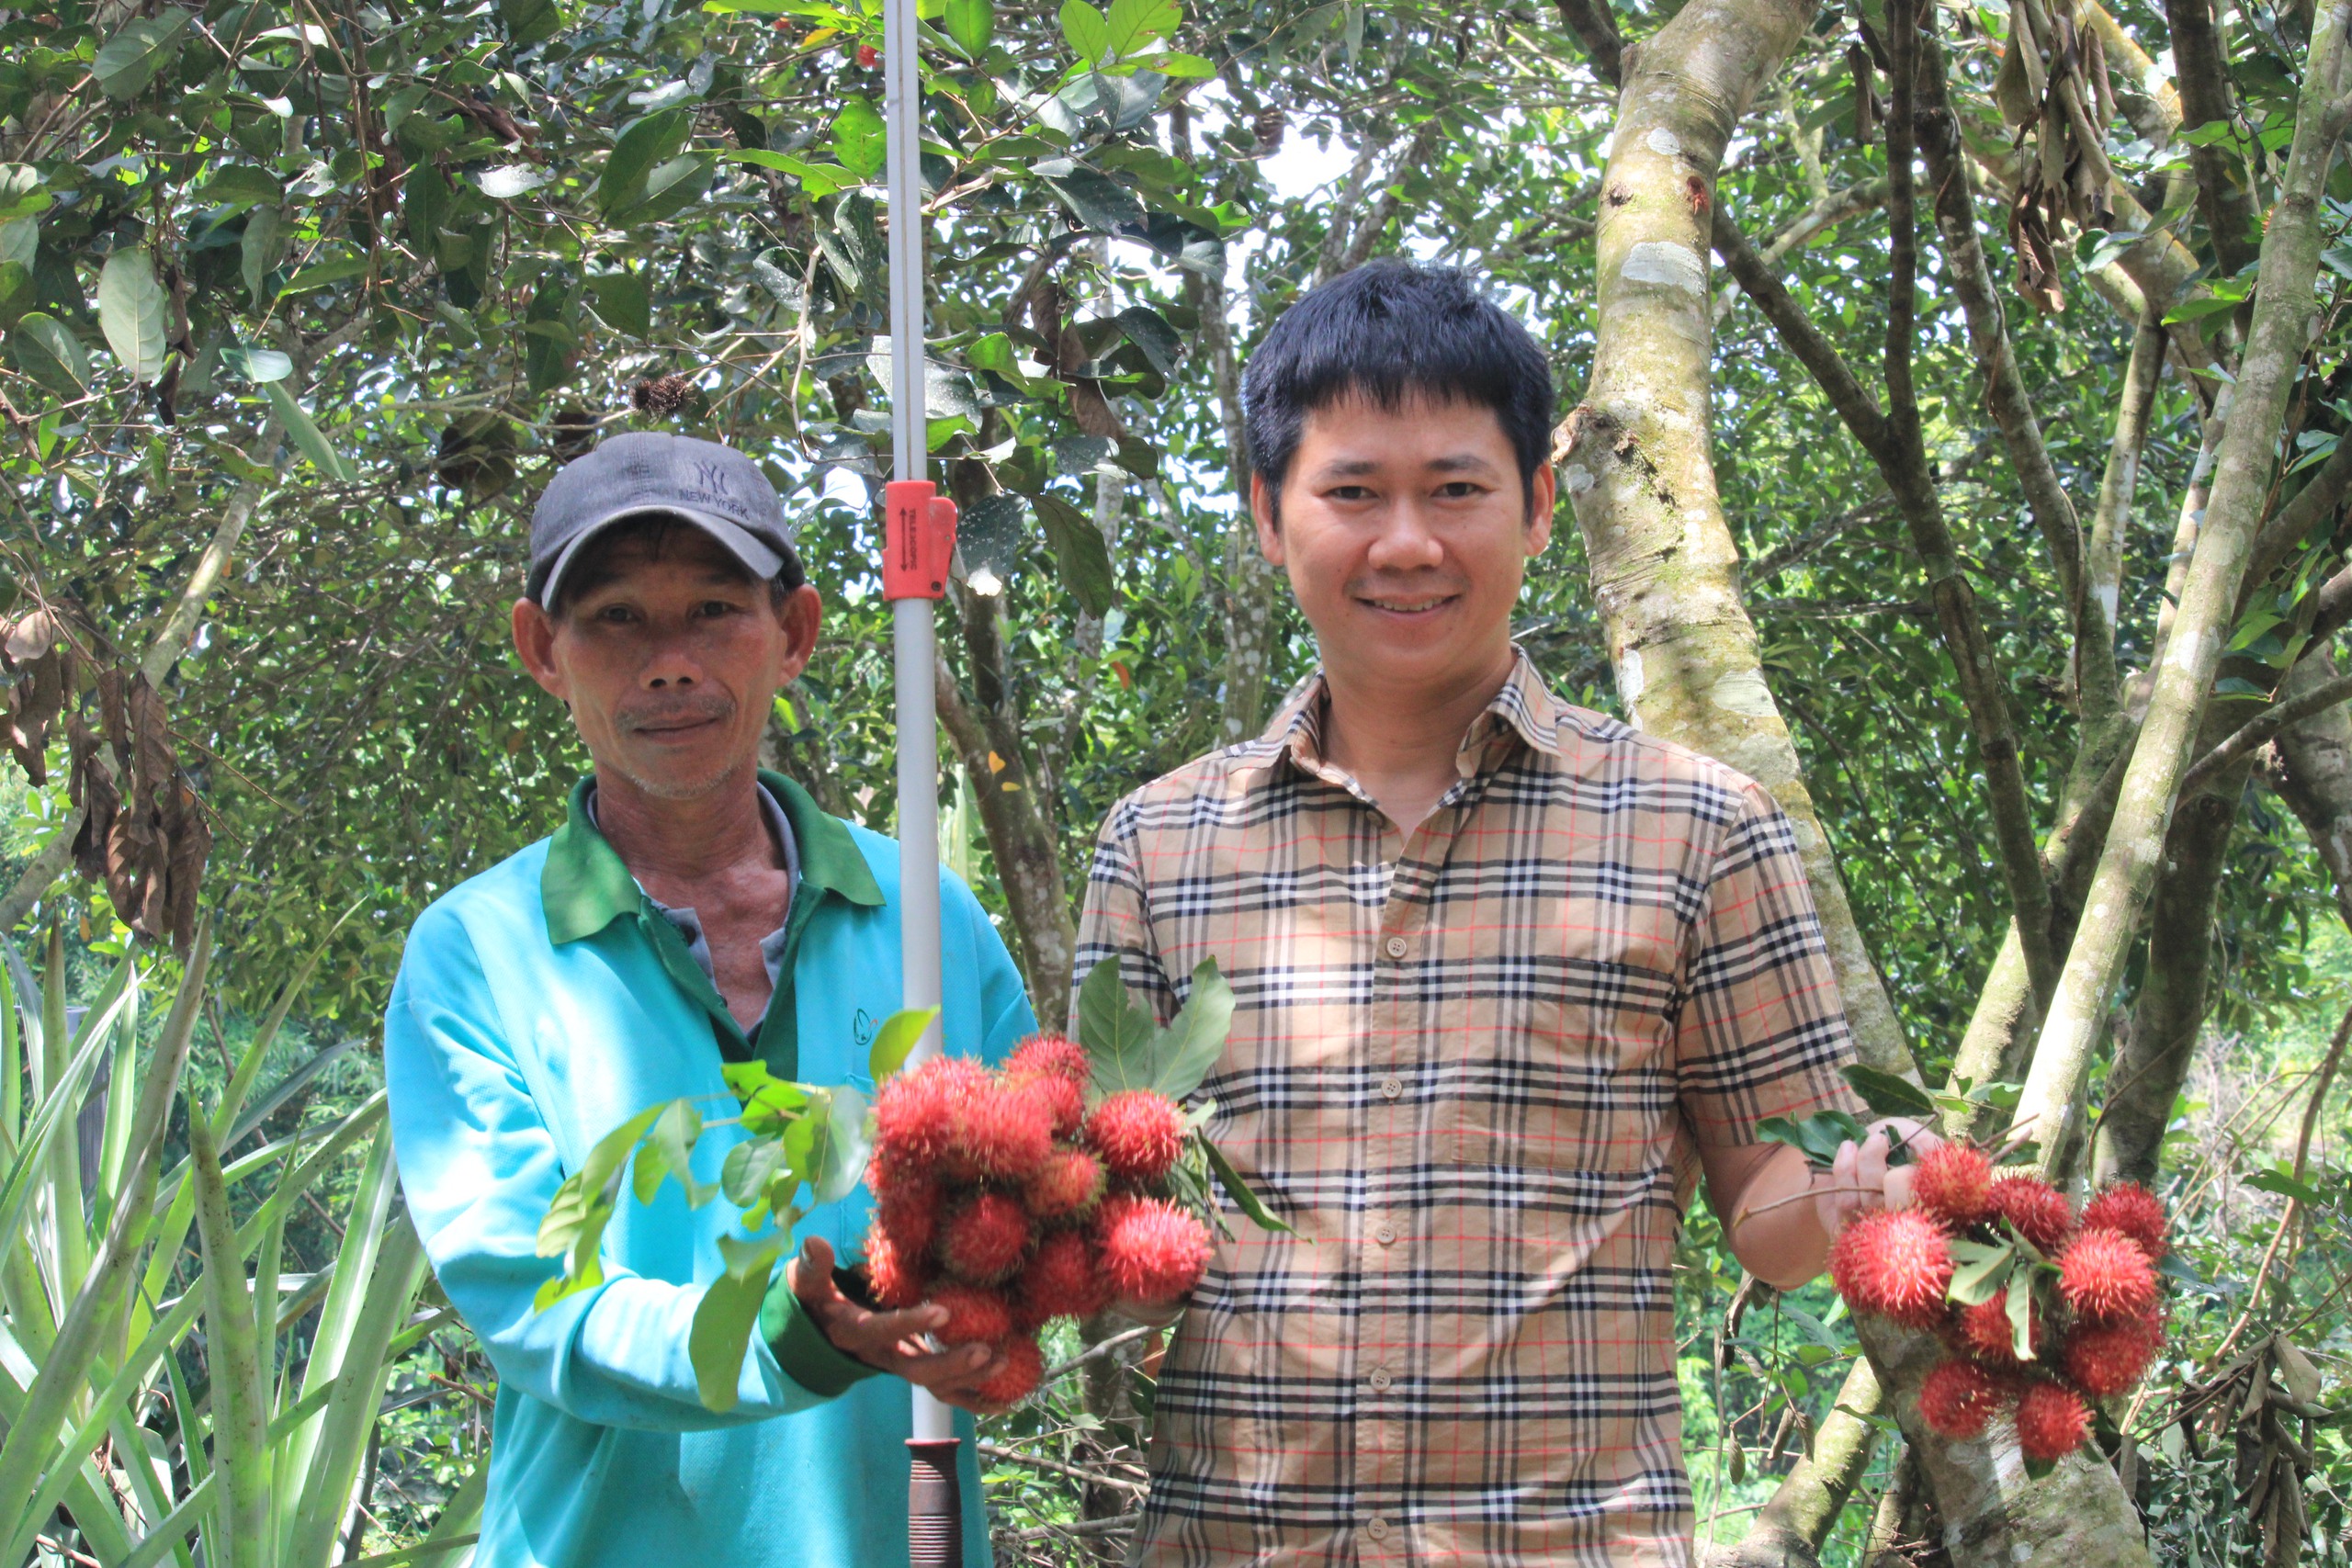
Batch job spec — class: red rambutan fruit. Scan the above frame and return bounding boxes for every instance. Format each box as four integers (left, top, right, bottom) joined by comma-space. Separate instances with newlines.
1085, 1090, 1187, 1185
1007, 1033, 1091, 1086
1025, 1145, 1106, 1223
970, 1333, 1045, 1406
1914, 1143, 1996, 1229
1831, 1209, 1955, 1328
925, 1281, 1014, 1347
1096, 1194, 1214, 1305
2061, 1313, 2163, 1399
2014, 1381, 2091, 1462
947, 1078, 1056, 1184
863, 1226, 929, 1309
1015, 1227, 1109, 1327
869, 1161, 941, 1259
1986, 1174, 2075, 1254
1010, 1069, 1086, 1140
937, 1190, 1033, 1284
2081, 1182, 2167, 1261
872, 1056, 986, 1170
1919, 1359, 2005, 1439
2057, 1226, 2159, 1322
1956, 1294, 2043, 1367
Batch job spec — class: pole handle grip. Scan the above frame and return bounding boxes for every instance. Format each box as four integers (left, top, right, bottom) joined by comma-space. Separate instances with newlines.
884, 480, 958, 600
907, 1437, 963, 1568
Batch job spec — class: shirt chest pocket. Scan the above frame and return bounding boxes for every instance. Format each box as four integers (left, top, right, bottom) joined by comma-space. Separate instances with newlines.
1442, 931, 1681, 1175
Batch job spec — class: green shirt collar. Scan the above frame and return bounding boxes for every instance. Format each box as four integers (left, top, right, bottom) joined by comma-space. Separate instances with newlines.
541, 769, 881, 945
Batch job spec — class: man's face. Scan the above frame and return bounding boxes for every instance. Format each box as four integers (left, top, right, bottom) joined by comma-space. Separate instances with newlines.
1255, 391, 1555, 694
511, 526, 820, 801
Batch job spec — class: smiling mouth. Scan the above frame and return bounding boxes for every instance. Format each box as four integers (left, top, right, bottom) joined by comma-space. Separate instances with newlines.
624, 707, 731, 739
1359, 593, 1458, 615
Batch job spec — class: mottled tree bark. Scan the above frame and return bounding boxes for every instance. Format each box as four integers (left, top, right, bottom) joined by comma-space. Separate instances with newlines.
1557, 0, 1913, 1077
2271, 648, 2352, 930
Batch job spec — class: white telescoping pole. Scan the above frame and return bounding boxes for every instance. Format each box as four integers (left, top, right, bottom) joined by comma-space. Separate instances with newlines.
881, 2, 962, 1562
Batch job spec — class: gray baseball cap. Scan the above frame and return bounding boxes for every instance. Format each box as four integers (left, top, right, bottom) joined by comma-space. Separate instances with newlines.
526, 432, 800, 607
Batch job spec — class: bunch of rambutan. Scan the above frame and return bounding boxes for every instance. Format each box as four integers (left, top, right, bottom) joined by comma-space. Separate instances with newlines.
856, 1034, 1216, 1405
1826, 1142, 2170, 1466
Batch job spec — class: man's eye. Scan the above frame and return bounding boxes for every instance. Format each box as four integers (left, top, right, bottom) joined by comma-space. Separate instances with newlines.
1327, 485, 1374, 502
594, 604, 636, 623
1437, 481, 1486, 499
697, 600, 741, 617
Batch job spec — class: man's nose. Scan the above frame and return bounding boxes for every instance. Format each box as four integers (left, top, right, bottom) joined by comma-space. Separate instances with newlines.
642, 643, 703, 689
1365, 502, 1445, 570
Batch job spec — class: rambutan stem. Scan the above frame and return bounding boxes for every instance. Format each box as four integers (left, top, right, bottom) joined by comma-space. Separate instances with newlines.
1733, 1180, 1877, 1226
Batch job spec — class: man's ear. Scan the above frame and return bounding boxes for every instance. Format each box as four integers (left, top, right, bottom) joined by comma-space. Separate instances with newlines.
1523, 462, 1558, 558
512, 598, 568, 700
774, 584, 823, 683
1251, 472, 1285, 566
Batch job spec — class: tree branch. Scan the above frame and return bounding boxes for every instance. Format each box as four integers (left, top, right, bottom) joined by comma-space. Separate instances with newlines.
1553, 0, 1625, 86
1718, 207, 2058, 1001
2180, 672, 2352, 795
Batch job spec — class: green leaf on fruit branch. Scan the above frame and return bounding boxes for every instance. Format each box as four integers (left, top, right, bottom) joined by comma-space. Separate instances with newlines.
1840, 1063, 1938, 1120
867, 1007, 937, 1084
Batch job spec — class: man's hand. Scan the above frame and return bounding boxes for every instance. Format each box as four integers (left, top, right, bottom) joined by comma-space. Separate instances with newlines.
1813, 1117, 1943, 1240
786, 1235, 1012, 1414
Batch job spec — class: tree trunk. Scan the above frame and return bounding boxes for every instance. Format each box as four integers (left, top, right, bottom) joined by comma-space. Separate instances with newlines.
2272, 646, 2352, 930
1557, 0, 1914, 1078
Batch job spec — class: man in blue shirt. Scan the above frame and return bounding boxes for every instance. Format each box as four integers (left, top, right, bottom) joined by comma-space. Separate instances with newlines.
385, 434, 1035, 1568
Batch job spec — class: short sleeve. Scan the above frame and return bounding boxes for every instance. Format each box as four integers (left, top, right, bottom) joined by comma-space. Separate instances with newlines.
1674, 783, 1865, 1149
1071, 795, 1181, 1027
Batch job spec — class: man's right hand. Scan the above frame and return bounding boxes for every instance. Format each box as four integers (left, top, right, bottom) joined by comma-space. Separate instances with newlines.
786, 1235, 1012, 1413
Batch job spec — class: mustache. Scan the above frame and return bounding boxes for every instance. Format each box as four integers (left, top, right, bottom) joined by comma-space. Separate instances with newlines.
616, 694, 735, 732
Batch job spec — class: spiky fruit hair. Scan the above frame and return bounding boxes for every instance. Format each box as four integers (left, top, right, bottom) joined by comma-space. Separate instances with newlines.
2080, 1182, 2167, 1261
2014, 1381, 2091, 1463
1097, 1194, 1215, 1305
937, 1191, 1033, 1284
971, 1333, 1045, 1407
1015, 1227, 1109, 1328
1956, 1294, 2041, 1368
869, 1160, 942, 1259
871, 1056, 985, 1170
1986, 1175, 2074, 1254
1914, 1143, 1996, 1229
1007, 1033, 1091, 1086
944, 1077, 1055, 1184
2062, 1313, 2163, 1400
1010, 1069, 1086, 1141
926, 1282, 1015, 1346
1085, 1090, 1187, 1185
862, 1226, 928, 1309
2057, 1227, 2159, 1323
1919, 1359, 2006, 1440
1024, 1145, 1107, 1224
1829, 1209, 1954, 1328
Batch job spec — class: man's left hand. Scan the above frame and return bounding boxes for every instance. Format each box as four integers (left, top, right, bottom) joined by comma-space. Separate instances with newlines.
786, 1235, 1012, 1413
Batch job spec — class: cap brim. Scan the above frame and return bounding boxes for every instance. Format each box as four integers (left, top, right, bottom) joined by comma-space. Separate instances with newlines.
533, 506, 797, 608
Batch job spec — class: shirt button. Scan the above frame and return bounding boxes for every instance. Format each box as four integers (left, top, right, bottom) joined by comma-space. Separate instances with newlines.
1374, 1224, 1397, 1246
1365, 1517, 1391, 1541
1380, 1076, 1404, 1100
1383, 934, 1409, 960
1368, 1367, 1393, 1392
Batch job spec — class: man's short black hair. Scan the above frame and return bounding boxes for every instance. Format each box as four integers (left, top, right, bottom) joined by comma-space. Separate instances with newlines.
1242, 261, 1556, 522
546, 513, 807, 618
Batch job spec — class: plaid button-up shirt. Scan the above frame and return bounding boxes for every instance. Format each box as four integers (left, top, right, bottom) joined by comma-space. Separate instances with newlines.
1074, 651, 1862, 1566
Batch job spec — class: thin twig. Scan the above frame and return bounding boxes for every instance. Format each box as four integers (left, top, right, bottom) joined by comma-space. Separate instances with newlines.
2179, 671, 2352, 795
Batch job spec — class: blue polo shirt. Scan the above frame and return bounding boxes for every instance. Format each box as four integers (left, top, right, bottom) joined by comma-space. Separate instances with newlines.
384, 771, 1035, 1568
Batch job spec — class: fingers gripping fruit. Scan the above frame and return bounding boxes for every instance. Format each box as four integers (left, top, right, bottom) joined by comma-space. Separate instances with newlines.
1820, 1140, 2173, 1465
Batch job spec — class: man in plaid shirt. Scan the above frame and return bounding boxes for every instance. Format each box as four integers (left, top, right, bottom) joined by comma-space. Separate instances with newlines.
1075, 263, 1933, 1565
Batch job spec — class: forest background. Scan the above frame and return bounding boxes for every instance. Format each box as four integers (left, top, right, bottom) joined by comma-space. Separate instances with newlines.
2, 0, 2351, 1560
